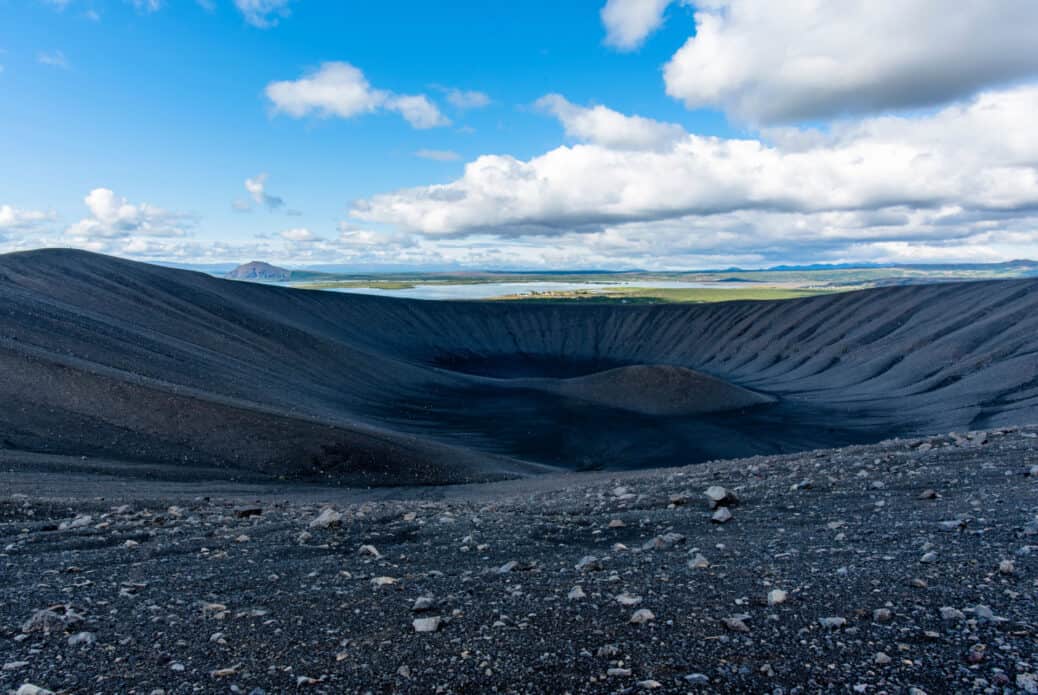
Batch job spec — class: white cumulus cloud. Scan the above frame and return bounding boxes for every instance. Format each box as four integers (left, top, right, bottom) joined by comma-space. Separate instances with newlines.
66, 188, 193, 241
265, 62, 449, 129
349, 86, 1038, 264
266, 62, 384, 119
385, 94, 450, 129
601, 0, 674, 51
0, 205, 54, 231
535, 94, 685, 151
663, 0, 1038, 124
435, 86, 492, 110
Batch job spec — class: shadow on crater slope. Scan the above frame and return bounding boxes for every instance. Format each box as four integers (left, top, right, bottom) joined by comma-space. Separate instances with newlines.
1, 249, 1037, 484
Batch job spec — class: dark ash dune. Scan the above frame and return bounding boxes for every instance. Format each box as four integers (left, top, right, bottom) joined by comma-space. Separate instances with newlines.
1, 249, 1037, 484
501, 364, 775, 416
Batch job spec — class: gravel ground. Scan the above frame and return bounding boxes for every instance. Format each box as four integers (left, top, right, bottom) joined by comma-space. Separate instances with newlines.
3, 427, 1038, 694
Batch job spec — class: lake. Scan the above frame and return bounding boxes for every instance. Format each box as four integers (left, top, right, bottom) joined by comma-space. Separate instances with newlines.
328, 280, 740, 300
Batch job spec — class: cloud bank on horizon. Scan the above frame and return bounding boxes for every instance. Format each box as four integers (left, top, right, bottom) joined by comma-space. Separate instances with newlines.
3, 0, 1038, 269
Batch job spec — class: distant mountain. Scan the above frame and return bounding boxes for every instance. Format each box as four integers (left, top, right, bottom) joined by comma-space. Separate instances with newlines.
753, 260, 1038, 273
226, 261, 292, 282
759, 262, 891, 271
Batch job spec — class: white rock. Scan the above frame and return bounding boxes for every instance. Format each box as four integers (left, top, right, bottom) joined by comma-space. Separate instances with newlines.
21, 605, 82, 634
704, 486, 738, 509
575, 555, 602, 572
723, 616, 750, 632
629, 609, 655, 624
58, 515, 93, 531
16, 686, 54, 695
412, 596, 435, 612
767, 589, 788, 606
688, 553, 710, 569
309, 508, 342, 529
412, 616, 442, 633
67, 631, 96, 646
642, 532, 685, 551
711, 507, 733, 524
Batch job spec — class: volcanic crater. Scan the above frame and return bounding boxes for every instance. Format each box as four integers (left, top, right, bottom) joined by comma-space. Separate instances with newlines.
1, 248, 1037, 484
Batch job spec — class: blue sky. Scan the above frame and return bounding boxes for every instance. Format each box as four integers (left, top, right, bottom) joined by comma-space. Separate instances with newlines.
2, 1, 1038, 269
2, 2, 727, 223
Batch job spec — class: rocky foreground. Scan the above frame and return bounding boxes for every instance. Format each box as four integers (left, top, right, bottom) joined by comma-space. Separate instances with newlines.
3, 428, 1038, 694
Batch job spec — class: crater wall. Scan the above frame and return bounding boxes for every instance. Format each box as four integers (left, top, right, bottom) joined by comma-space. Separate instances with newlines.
1, 249, 1036, 483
